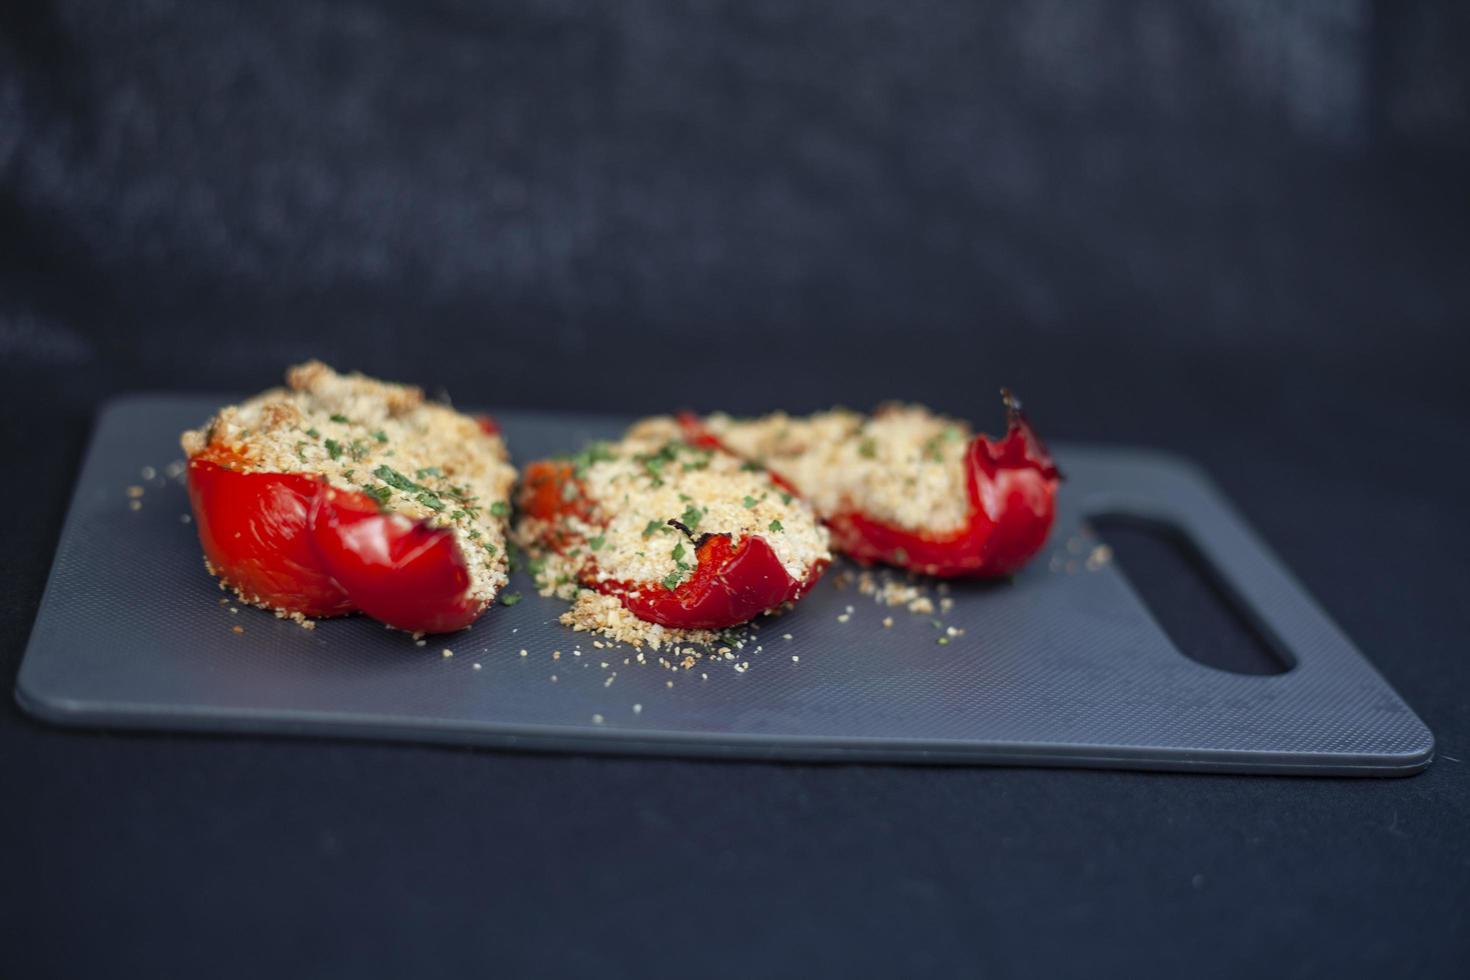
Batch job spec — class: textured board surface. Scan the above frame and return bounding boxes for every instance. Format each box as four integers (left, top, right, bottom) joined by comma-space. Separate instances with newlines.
15, 396, 1433, 775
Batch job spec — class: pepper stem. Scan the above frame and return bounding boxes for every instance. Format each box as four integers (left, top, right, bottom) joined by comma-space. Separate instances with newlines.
1000, 387, 1023, 426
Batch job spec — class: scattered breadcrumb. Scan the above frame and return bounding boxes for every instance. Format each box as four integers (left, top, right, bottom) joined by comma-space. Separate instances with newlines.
558, 590, 722, 652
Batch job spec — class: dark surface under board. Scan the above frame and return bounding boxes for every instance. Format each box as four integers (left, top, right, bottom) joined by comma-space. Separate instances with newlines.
15, 396, 1432, 775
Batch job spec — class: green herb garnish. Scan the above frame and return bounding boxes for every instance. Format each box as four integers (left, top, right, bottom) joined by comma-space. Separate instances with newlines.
742, 495, 758, 509
329, 413, 349, 424
571, 441, 618, 476
768, 519, 783, 533
588, 535, 606, 551
642, 520, 662, 539
361, 485, 393, 509
499, 592, 523, 606
325, 438, 342, 460
489, 501, 510, 518
634, 442, 681, 486
374, 465, 420, 492
373, 430, 388, 443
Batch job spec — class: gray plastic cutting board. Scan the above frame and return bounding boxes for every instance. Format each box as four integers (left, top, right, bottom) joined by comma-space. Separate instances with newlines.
15, 396, 1433, 775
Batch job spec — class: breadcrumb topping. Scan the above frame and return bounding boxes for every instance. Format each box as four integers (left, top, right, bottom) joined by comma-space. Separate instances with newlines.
700, 404, 973, 533
181, 361, 515, 605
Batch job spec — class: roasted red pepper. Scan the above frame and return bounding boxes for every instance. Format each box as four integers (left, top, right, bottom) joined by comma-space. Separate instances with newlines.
518, 437, 829, 630
181, 360, 514, 635
188, 450, 488, 634
679, 391, 1060, 578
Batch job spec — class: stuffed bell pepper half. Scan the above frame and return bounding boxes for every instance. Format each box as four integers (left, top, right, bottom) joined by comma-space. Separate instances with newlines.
677, 391, 1060, 578
516, 418, 831, 630
181, 361, 515, 634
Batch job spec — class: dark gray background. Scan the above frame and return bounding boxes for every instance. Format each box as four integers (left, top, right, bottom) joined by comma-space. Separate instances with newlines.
2, 1, 1468, 977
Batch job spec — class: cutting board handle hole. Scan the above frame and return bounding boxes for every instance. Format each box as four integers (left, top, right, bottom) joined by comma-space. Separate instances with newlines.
1088, 514, 1293, 676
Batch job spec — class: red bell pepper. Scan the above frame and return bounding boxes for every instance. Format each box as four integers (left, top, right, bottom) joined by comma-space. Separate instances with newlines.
187, 442, 494, 635
518, 459, 827, 630
679, 391, 1060, 578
